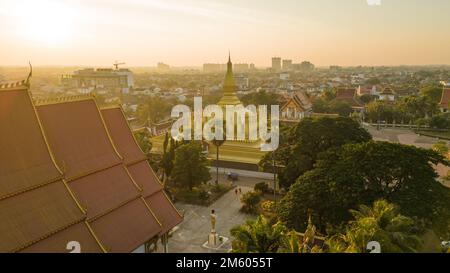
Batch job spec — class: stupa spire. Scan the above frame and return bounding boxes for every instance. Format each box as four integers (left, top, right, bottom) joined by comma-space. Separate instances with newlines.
218, 52, 241, 106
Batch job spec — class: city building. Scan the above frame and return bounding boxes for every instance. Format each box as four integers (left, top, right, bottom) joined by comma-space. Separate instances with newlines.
203, 63, 226, 73
234, 74, 249, 90
280, 73, 290, 81
157, 62, 170, 71
272, 57, 282, 71
61, 67, 134, 94
234, 63, 249, 72
282, 59, 292, 71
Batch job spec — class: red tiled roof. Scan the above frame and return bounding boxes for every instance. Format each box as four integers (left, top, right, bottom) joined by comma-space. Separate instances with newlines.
68, 165, 141, 219
127, 161, 162, 197
145, 192, 182, 234
36, 99, 122, 180
336, 88, 357, 99
20, 222, 103, 253
101, 108, 146, 164
89, 199, 161, 252
0, 182, 84, 252
335, 87, 363, 108
0, 84, 101, 253
439, 88, 450, 109
36, 99, 162, 252
101, 107, 182, 234
0, 86, 61, 196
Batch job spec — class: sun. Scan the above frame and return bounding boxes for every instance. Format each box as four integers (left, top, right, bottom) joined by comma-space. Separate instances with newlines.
7, 0, 75, 47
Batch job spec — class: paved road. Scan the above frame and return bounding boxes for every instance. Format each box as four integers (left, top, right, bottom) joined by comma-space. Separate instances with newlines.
165, 175, 269, 253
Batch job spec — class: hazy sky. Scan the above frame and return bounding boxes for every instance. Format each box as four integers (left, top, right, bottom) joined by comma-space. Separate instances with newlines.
1, 0, 449, 67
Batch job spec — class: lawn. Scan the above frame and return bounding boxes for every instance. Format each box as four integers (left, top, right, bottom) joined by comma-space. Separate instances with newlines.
169, 183, 235, 206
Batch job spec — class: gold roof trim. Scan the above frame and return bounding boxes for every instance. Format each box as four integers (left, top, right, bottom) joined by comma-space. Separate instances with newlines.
33, 94, 94, 106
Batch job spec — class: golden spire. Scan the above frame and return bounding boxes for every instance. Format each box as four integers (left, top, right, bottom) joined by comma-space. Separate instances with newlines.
218, 52, 241, 106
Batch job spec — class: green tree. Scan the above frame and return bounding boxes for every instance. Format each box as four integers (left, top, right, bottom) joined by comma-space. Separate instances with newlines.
328, 100, 353, 117
171, 142, 211, 190
261, 117, 371, 189
240, 90, 281, 106
366, 100, 398, 123
230, 216, 286, 253
366, 78, 381, 85
429, 113, 450, 129
420, 86, 442, 104
327, 200, 422, 253
133, 130, 152, 156
359, 94, 377, 104
397, 96, 438, 121
136, 96, 172, 124
278, 141, 450, 236
160, 133, 175, 183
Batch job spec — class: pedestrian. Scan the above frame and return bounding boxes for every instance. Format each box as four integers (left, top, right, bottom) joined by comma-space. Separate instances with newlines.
238, 188, 242, 194
235, 188, 238, 195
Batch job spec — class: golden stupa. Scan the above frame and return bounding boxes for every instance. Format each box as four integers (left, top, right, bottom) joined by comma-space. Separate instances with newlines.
151, 54, 267, 168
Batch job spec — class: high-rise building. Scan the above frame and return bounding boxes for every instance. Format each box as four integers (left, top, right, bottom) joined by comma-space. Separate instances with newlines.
157, 62, 170, 71
282, 59, 292, 71
234, 63, 249, 72
203, 63, 224, 73
272, 57, 281, 71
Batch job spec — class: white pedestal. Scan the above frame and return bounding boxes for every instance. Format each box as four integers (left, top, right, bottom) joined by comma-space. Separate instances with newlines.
208, 232, 219, 247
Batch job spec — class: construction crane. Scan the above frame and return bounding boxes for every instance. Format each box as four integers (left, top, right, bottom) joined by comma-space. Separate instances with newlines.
113, 61, 125, 70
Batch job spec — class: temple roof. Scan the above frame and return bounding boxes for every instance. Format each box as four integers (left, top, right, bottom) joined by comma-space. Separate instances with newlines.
335, 87, 363, 108
36, 99, 162, 252
0, 81, 101, 252
101, 107, 182, 234
439, 88, 450, 110
1, 77, 181, 252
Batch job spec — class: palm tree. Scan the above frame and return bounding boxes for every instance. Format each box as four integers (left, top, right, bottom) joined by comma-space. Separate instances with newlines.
327, 200, 422, 253
230, 216, 286, 253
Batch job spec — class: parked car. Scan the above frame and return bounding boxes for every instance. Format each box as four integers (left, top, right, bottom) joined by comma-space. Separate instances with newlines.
227, 172, 239, 181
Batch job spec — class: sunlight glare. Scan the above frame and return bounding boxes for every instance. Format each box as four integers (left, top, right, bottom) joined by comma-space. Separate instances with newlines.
7, 0, 76, 47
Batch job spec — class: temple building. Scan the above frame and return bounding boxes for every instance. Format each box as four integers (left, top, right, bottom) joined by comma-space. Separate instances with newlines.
151, 54, 268, 171
0, 74, 181, 253
280, 91, 313, 122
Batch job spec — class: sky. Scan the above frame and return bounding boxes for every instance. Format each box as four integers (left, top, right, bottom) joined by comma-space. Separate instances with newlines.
0, 0, 450, 67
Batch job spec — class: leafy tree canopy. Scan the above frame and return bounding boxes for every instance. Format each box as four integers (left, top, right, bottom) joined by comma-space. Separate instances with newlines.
327, 200, 422, 253
171, 141, 211, 190
278, 141, 450, 238
231, 216, 286, 253
260, 117, 371, 189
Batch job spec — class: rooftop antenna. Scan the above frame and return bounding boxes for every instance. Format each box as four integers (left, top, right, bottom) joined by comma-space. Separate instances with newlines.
113, 61, 125, 70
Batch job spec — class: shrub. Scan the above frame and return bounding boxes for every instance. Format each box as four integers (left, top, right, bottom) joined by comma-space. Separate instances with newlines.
254, 182, 269, 194
240, 191, 261, 214
261, 200, 275, 213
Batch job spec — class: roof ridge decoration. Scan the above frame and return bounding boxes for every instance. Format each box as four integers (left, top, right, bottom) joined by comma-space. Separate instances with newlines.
0, 62, 32, 90
34, 94, 95, 106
